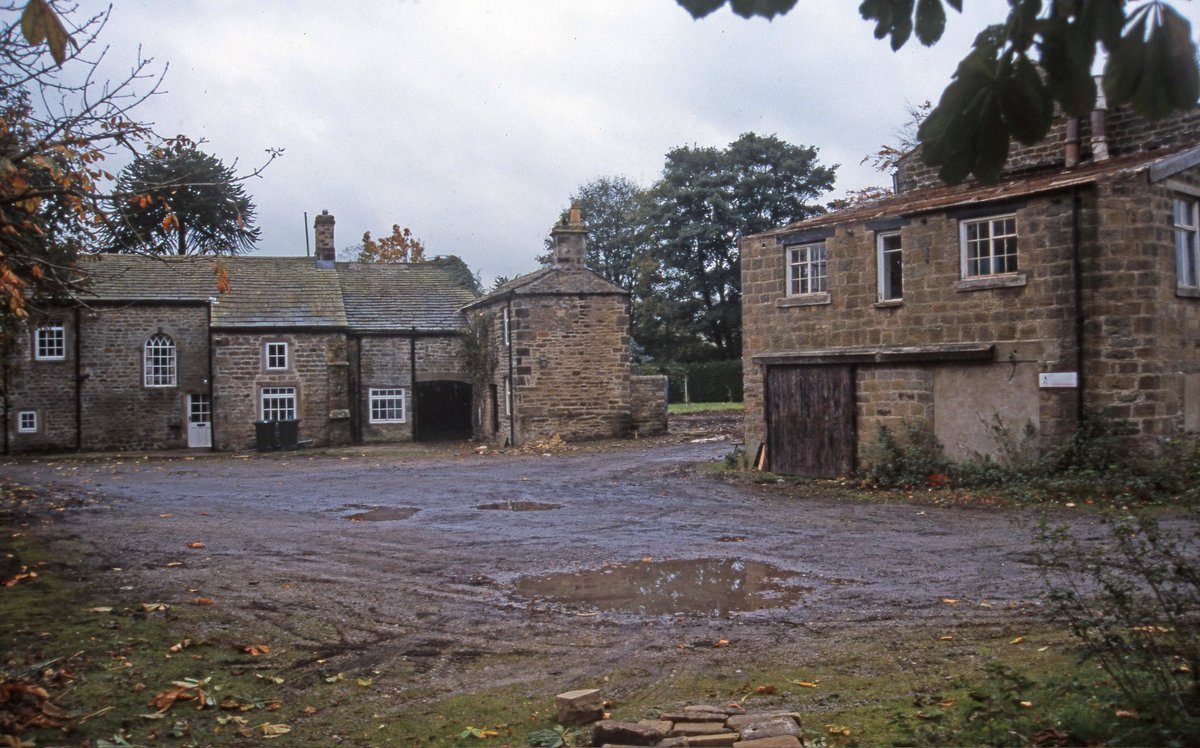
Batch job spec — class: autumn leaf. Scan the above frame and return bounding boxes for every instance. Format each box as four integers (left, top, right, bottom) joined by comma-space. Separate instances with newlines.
713, 639, 730, 648
140, 602, 169, 612
754, 684, 776, 694
786, 679, 819, 688
302, 705, 318, 715
191, 597, 215, 606
20, 0, 72, 65
237, 644, 271, 656
1010, 636, 1025, 645
187, 541, 206, 549
941, 598, 959, 605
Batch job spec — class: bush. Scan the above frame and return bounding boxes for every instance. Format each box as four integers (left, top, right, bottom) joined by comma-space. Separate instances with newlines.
1035, 510, 1200, 745
642, 360, 743, 404
863, 421, 949, 488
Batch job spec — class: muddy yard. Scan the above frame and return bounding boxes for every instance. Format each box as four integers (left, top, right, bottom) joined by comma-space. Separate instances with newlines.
0, 414, 1103, 745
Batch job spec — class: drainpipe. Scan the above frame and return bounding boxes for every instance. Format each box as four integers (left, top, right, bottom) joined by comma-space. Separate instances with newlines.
1065, 118, 1081, 168
207, 300, 217, 451
1072, 187, 1086, 426
506, 298, 516, 448
74, 306, 82, 452
409, 328, 418, 440
351, 334, 362, 444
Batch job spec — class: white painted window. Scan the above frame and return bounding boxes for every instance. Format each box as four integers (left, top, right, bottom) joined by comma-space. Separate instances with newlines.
786, 243, 827, 295
876, 232, 903, 301
34, 325, 65, 360
265, 341, 288, 370
17, 410, 37, 433
960, 214, 1018, 278
504, 376, 512, 416
144, 334, 177, 387
189, 394, 212, 423
502, 307, 511, 346
369, 388, 406, 423
1174, 196, 1199, 290
260, 386, 296, 421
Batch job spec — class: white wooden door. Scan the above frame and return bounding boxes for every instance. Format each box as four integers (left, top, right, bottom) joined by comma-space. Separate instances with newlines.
187, 394, 212, 448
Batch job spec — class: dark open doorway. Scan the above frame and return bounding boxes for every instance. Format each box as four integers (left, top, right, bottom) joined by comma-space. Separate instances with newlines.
414, 380, 473, 442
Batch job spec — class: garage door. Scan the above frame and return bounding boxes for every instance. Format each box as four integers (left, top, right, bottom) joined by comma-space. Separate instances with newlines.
414, 381, 473, 441
766, 365, 855, 477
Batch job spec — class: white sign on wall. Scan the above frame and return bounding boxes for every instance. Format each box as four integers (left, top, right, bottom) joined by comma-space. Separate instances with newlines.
1039, 372, 1078, 388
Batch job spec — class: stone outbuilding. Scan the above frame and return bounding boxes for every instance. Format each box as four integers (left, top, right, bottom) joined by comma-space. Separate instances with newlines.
461, 207, 667, 446
740, 106, 1200, 477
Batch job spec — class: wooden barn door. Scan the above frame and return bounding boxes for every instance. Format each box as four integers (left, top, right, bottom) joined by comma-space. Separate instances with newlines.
766, 365, 855, 477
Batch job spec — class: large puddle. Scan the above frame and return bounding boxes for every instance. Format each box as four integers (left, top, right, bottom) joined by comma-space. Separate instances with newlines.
513, 558, 807, 616
346, 507, 419, 522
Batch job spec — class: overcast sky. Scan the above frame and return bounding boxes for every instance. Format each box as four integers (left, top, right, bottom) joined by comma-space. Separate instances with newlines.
87, 1, 1200, 286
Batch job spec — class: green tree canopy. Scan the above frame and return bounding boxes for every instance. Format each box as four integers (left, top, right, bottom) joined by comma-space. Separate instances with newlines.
105, 144, 261, 255
679, 1, 1200, 185
643, 132, 835, 361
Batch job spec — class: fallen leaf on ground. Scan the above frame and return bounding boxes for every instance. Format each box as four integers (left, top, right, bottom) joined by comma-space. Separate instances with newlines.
939, 635, 954, 641
191, 597, 215, 606
1116, 709, 1138, 718
713, 639, 730, 648
169, 639, 191, 653
302, 705, 318, 715
140, 603, 169, 612
187, 542, 206, 549
1010, 636, 1025, 645
754, 684, 776, 694
356, 677, 373, 687
86, 606, 114, 614
786, 679, 818, 688
237, 644, 271, 656
941, 598, 959, 605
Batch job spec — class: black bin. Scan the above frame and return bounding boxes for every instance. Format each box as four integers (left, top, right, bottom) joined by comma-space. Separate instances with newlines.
277, 419, 300, 449
254, 420, 278, 452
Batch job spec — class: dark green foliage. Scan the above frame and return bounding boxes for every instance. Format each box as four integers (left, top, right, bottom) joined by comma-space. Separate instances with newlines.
649, 359, 743, 403
863, 421, 949, 488
641, 133, 834, 360
678, 1, 1200, 186
1035, 510, 1200, 745
105, 144, 260, 255
427, 255, 483, 295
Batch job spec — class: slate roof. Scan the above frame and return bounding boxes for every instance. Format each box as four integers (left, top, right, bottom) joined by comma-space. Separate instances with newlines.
76, 254, 476, 332
462, 265, 627, 312
336, 261, 477, 332
762, 143, 1200, 242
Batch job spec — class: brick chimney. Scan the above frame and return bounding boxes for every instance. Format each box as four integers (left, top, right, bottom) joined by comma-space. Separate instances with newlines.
551, 203, 587, 268
314, 210, 336, 268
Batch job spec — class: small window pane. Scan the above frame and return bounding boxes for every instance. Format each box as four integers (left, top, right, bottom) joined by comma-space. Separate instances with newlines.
1175, 197, 1200, 290
261, 387, 296, 421
877, 233, 902, 301
265, 342, 288, 370
17, 411, 37, 433
369, 388, 406, 423
35, 325, 65, 360
961, 215, 1018, 279
787, 242, 827, 295
144, 334, 177, 387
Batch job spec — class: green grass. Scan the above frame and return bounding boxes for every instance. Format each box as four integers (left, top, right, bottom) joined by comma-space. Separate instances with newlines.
668, 401, 744, 414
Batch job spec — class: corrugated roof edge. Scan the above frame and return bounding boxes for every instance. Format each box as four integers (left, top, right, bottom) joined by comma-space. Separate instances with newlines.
753, 143, 1198, 242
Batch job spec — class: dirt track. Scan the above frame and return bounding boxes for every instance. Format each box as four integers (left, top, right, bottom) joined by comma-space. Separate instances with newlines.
1, 415, 1103, 723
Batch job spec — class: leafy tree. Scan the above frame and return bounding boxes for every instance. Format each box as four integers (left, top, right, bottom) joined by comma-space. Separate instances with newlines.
641, 132, 834, 360
348, 224, 426, 264
105, 144, 261, 255
545, 176, 646, 290
678, 1, 1200, 185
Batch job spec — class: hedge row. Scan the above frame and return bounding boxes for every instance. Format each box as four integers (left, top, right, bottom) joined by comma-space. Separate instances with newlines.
638, 359, 743, 404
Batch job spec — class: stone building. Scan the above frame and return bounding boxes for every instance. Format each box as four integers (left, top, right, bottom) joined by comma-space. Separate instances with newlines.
462, 208, 667, 446
2, 209, 665, 454
2, 211, 477, 453
741, 106, 1200, 477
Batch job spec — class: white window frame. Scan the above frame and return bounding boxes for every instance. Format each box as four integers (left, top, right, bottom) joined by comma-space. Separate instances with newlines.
188, 394, 212, 424
265, 341, 289, 371
1174, 195, 1199, 291
786, 242, 827, 296
143, 334, 177, 387
369, 388, 407, 423
876, 231, 903, 302
34, 325, 65, 361
504, 376, 512, 416
17, 410, 37, 433
502, 307, 511, 347
960, 214, 1018, 279
260, 386, 296, 421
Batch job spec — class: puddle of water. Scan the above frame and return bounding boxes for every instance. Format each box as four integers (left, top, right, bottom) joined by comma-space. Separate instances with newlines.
347, 507, 419, 522
513, 558, 807, 616
476, 501, 561, 512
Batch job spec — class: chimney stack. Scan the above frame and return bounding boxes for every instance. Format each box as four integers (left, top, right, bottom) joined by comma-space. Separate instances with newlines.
551, 203, 587, 268
1090, 78, 1110, 162
314, 210, 336, 268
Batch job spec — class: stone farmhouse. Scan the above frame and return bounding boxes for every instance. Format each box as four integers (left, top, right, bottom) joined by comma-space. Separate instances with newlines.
741, 105, 1200, 477
2, 210, 664, 454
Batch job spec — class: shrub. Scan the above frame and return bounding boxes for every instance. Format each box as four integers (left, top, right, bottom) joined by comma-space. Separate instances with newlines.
863, 421, 949, 488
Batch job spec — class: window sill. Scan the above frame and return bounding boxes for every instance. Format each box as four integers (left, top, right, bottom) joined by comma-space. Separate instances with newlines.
1176, 286, 1200, 299
956, 273, 1027, 292
874, 299, 903, 308
777, 292, 831, 308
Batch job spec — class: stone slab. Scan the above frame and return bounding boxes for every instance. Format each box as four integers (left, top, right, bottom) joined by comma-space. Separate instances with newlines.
669, 721, 727, 737
663, 711, 729, 722
591, 720, 665, 746
555, 688, 604, 727
725, 711, 802, 730
687, 732, 742, 747
738, 717, 803, 742
732, 737, 802, 748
